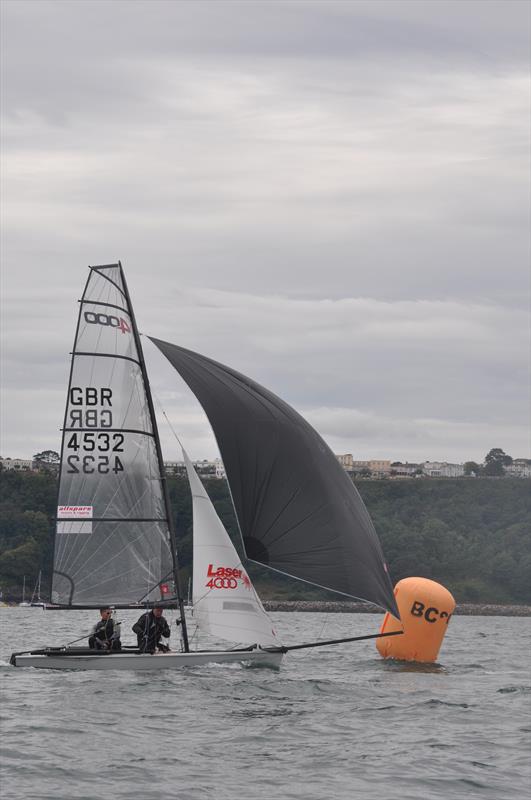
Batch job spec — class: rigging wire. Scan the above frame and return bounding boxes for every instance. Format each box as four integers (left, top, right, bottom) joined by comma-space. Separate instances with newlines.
150, 390, 230, 616
150, 383, 278, 649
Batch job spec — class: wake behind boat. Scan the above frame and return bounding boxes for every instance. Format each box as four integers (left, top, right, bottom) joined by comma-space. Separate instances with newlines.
11, 262, 400, 670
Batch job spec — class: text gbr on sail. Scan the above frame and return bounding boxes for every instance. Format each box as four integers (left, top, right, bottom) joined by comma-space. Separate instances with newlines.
69, 387, 113, 427
66, 387, 124, 475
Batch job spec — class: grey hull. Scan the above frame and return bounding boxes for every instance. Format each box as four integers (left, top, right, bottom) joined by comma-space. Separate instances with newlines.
12, 648, 284, 671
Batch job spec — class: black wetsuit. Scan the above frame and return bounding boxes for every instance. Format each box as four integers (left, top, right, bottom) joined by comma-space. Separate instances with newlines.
88, 618, 121, 651
132, 612, 171, 653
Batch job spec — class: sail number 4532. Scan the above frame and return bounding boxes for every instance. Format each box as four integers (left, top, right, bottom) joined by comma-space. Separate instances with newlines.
66, 433, 124, 474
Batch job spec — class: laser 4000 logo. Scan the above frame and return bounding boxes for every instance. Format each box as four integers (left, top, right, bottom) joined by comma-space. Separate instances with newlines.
205, 564, 251, 590
84, 311, 131, 334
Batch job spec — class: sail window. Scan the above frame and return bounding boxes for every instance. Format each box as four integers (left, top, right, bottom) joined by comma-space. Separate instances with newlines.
222, 601, 258, 613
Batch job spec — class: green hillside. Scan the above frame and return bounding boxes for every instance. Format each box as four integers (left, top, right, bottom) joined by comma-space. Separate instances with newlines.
1, 470, 529, 604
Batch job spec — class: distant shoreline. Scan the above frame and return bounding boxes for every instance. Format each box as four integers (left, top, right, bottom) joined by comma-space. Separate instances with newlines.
1, 600, 529, 616
263, 600, 531, 617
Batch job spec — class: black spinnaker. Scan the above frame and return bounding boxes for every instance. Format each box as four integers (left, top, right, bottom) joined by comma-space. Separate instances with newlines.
149, 338, 399, 618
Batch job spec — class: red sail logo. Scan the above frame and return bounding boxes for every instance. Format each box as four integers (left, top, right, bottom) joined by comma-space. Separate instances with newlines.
205, 563, 249, 590
84, 311, 131, 334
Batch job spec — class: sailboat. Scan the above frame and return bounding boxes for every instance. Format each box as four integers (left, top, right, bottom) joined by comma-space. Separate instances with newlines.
11, 262, 400, 670
30, 571, 46, 608
18, 575, 31, 607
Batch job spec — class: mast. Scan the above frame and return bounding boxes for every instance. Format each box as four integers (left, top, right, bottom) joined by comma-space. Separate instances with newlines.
118, 263, 190, 652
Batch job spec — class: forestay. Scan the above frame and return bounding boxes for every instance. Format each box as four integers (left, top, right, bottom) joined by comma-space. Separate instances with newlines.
150, 338, 399, 618
52, 265, 173, 606
183, 448, 278, 647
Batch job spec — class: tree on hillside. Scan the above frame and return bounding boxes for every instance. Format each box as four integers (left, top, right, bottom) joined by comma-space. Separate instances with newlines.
33, 450, 60, 473
484, 448, 512, 477
464, 461, 481, 476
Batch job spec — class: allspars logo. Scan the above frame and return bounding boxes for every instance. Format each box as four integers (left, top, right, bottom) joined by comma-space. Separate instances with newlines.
57, 505, 93, 518
205, 564, 250, 590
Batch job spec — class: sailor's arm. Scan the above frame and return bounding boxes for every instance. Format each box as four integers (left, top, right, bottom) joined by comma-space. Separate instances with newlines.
132, 614, 146, 635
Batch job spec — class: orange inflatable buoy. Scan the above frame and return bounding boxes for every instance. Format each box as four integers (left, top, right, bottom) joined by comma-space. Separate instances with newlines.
377, 577, 455, 663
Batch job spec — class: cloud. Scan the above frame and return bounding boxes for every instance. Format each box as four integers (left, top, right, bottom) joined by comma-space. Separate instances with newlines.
3, 53, 528, 306
304, 407, 527, 463
140, 288, 529, 462
1, 0, 529, 463
4, 283, 527, 461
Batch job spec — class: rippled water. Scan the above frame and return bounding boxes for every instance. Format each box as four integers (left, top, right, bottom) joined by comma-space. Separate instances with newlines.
1, 609, 530, 800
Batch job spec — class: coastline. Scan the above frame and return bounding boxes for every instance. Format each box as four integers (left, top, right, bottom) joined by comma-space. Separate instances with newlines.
2, 601, 529, 617
263, 600, 531, 617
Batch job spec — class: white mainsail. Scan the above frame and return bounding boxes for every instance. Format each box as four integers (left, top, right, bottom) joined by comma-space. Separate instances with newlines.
183, 448, 278, 648
52, 265, 173, 606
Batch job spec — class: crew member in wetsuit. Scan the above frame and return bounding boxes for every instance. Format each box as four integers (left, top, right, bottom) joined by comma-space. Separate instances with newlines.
132, 605, 173, 653
88, 607, 121, 651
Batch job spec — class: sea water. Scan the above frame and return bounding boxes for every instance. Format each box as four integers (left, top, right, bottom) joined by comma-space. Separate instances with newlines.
1, 609, 529, 800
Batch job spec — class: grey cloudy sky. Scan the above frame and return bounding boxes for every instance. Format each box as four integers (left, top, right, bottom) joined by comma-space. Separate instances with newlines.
1, 0, 529, 464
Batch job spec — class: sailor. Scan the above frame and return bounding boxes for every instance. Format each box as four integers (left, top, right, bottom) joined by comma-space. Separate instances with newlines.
88, 606, 121, 651
132, 604, 172, 654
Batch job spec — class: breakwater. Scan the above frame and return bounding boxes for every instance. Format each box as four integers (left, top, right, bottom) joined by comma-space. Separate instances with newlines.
262, 600, 531, 616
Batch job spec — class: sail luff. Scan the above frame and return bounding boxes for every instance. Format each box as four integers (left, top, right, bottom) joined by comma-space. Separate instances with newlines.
49, 268, 93, 603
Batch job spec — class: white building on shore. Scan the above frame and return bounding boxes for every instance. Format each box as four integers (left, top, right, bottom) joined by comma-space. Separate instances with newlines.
391, 462, 421, 477
335, 456, 391, 478
505, 459, 531, 478
336, 454, 354, 470
423, 461, 465, 478
0, 457, 33, 472
163, 458, 226, 478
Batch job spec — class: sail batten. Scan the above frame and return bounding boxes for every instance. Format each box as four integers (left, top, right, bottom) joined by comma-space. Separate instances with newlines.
61, 428, 156, 438
51, 266, 174, 606
80, 300, 130, 313
150, 338, 399, 618
73, 352, 142, 366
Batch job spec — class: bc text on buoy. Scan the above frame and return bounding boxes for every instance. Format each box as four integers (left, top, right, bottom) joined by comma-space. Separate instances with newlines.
376, 576, 455, 663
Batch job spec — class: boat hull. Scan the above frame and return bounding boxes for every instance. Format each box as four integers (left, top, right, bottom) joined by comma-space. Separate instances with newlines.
11, 648, 284, 671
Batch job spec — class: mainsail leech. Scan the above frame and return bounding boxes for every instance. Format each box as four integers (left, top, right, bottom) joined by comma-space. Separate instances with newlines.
149, 338, 399, 618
